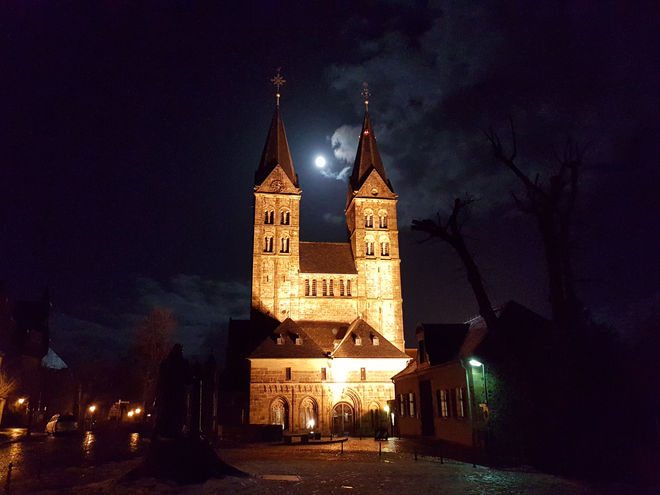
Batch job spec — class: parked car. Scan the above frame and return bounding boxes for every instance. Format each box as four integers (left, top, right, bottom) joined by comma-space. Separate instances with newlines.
45, 414, 78, 435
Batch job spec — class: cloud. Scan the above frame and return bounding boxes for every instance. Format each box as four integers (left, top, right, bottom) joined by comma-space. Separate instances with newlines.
331, 124, 360, 163
323, 212, 344, 225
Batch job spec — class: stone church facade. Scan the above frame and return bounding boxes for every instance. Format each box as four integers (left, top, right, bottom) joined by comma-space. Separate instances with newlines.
245, 97, 410, 435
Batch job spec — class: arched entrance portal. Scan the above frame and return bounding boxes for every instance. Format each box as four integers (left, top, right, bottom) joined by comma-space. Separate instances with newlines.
270, 397, 289, 431
332, 402, 354, 436
299, 397, 318, 431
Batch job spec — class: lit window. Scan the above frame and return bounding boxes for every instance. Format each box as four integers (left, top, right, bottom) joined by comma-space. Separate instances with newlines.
346, 280, 352, 296
380, 242, 389, 256
285, 367, 291, 381
329, 279, 334, 296
360, 367, 366, 381
295, 337, 302, 345
438, 390, 449, 418
408, 392, 416, 417
355, 336, 362, 346
264, 236, 273, 252
457, 388, 466, 418
276, 335, 283, 345
280, 237, 289, 253
322, 279, 328, 296
365, 214, 373, 228
366, 241, 374, 256
372, 336, 379, 346
280, 210, 290, 225
311, 280, 317, 297
379, 214, 388, 228
304, 279, 310, 296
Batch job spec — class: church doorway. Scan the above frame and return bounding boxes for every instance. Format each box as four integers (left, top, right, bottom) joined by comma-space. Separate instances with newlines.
270, 398, 289, 431
300, 397, 318, 431
331, 402, 354, 436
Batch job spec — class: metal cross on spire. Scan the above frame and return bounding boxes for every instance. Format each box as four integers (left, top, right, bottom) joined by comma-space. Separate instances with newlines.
361, 82, 371, 111
271, 68, 286, 107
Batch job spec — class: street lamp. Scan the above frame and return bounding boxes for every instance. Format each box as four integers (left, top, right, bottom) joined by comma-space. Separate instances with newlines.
469, 358, 488, 407
88, 405, 96, 413
17, 398, 26, 405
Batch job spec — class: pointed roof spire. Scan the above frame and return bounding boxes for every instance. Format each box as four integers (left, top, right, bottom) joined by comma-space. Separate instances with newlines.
348, 83, 392, 194
255, 70, 298, 187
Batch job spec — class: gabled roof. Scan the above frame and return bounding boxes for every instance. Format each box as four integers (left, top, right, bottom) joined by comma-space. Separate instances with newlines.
332, 319, 408, 359
249, 318, 327, 359
255, 106, 298, 187
299, 242, 357, 274
348, 111, 393, 197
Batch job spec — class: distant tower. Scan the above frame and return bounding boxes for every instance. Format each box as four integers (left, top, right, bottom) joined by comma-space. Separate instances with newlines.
251, 70, 302, 320
345, 84, 405, 350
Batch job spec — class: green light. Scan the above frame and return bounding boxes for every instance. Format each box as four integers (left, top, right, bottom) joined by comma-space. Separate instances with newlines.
469, 359, 483, 367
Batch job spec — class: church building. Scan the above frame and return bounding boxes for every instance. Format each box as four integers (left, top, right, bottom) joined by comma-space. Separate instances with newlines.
238, 83, 410, 436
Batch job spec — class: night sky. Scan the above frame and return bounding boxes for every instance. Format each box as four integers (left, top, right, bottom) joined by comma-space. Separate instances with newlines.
2, 1, 659, 364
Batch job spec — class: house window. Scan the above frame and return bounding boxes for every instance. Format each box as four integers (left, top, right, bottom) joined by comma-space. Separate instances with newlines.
280, 210, 290, 225
311, 280, 317, 296
365, 213, 373, 228
355, 336, 362, 346
295, 337, 302, 345
366, 241, 374, 256
379, 214, 388, 228
285, 367, 292, 380
372, 336, 379, 346
399, 394, 406, 416
408, 392, 416, 417
276, 334, 283, 345
264, 210, 274, 224
450, 388, 458, 417
457, 387, 466, 418
264, 236, 273, 252
380, 242, 389, 256
280, 237, 290, 253
329, 279, 334, 296
304, 279, 310, 296
346, 280, 352, 296
360, 367, 366, 381
339, 279, 345, 296
438, 389, 449, 418
322, 279, 328, 296
321, 368, 327, 380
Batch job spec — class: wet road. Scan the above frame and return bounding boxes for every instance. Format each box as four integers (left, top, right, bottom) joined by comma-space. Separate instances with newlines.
0, 429, 147, 483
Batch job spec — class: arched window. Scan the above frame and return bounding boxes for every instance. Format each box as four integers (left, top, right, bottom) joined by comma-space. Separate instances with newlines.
379, 211, 388, 228
339, 279, 345, 296
264, 235, 273, 253
322, 279, 328, 296
264, 210, 274, 224
300, 397, 318, 431
346, 279, 352, 296
280, 210, 290, 225
280, 237, 290, 253
270, 398, 289, 430
329, 279, 334, 296
365, 210, 374, 228
304, 279, 310, 296
311, 279, 317, 297
366, 240, 374, 256
380, 241, 390, 256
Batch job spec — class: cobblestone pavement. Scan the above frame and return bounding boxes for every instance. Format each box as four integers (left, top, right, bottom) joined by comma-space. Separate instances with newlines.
9, 438, 656, 494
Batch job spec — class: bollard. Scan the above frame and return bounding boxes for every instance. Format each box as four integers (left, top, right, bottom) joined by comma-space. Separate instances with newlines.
379, 441, 382, 457
6, 462, 13, 491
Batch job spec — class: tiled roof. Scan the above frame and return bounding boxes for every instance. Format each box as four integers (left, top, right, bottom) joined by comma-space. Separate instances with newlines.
332, 319, 408, 359
296, 321, 349, 353
249, 318, 327, 359
299, 242, 357, 274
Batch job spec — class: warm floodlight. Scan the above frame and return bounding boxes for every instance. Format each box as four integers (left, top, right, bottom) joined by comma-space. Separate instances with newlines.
134, 408, 142, 414
384, 405, 390, 413
127, 410, 134, 417
88, 405, 97, 413
469, 359, 483, 367
17, 398, 26, 405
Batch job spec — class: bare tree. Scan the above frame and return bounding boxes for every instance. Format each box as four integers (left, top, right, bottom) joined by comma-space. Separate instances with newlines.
485, 119, 583, 326
412, 196, 499, 332
134, 307, 177, 412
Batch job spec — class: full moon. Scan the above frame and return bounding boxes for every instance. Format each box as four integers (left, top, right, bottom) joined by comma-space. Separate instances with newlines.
315, 156, 326, 168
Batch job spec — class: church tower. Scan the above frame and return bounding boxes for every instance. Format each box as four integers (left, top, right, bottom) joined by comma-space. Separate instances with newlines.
251, 74, 302, 321
345, 87, 405, 351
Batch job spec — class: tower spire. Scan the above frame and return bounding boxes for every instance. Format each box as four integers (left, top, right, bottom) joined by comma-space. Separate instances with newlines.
361, 82, 370, 112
